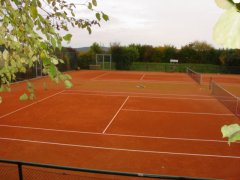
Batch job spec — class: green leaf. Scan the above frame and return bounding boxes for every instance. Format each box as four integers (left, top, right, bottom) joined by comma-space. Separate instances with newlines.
13, 0, 20, 5
88, 2, 93, 9
19, 93, 29, 101
63, 34, 72, 42
96, 13, 101, 21
49, 64, 57, 79
51, 37, 56, 49
213, 7, 240, 49
29, 93, 36, 100
51, 58, 59, 65
87, 27, 92, 34
102, 13, 109, 21
65, 74, 72, 80
64, 80, 73, 89
215, 0, 234, 9
3, 50, 9, 61
0, 86, 4, 92
221, 124, 240, 144
92, 0, 97, 6
30, 5, 38, 19
40, 51, 47, 60
27, 81, 34, 93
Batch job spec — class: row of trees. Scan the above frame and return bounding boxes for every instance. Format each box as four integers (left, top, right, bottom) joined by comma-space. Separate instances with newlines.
58, 41, 240, 70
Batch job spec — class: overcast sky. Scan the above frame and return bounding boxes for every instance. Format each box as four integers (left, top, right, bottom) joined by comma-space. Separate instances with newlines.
63, 0, 223, 48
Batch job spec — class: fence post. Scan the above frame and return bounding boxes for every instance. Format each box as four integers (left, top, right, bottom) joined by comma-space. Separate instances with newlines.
17, 163, 23, 180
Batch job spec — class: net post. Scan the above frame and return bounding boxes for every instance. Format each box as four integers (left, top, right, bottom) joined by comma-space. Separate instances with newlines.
95, 54, 97, 65
200, 74, 202, 85
35, 61, 38, 77
103, 55, 105, 69
17, 162, 23, 180
209, 77, 213, 90
110, 54, 112, 70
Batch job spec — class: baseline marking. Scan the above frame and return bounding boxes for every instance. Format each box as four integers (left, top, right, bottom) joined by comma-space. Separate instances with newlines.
102, 96, 130, 133
0, 90, 65, 119
122, 108, 234, 116
0, 137, 239, 159
0, 124, 236, 144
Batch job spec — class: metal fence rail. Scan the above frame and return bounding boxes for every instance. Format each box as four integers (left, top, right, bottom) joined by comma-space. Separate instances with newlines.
0, 159, 218, 180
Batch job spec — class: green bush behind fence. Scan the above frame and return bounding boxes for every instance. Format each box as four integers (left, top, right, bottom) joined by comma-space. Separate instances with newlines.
130, 62, 240, 74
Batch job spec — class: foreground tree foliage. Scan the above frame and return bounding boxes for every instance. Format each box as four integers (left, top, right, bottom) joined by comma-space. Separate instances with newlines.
0, 0, 108, 101
214, 0, 240, 143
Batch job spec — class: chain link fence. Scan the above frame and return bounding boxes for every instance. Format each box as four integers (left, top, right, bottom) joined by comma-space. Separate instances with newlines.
0, 159, 215, 180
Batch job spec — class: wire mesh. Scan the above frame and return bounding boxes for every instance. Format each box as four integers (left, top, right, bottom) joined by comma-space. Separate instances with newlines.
0, 163, 19, 180
22, 166, 153, 180
0, 159, 217, 180
186, 67, 202, 84
210, 80, 240, 117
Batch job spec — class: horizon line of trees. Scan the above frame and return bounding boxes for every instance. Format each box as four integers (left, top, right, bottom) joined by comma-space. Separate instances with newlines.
56, 41, 240, 70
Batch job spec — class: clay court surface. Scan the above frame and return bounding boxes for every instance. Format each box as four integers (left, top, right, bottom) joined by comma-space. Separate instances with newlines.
0, 70, 240, 179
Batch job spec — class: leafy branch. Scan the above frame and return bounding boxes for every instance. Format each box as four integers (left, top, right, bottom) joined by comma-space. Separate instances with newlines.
0, 0, 109, 102
214, 0, 240, 144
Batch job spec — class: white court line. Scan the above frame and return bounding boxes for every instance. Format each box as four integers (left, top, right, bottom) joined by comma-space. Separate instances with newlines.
122, 108, 234, 116
91, 72, 109, 80
0, 137, 239, 159
102, 96, 130, 134
65, 89, 213, 98
61, 92, 125, 97
61, 92, 215, 101
0, 124, 236, 144
130, 96, 216, 101
140, 74, 145, 81
0, 90, 65, 119
91, 78, 197, 85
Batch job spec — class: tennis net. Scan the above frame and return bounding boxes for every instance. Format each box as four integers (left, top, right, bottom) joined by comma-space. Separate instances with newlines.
186, 67, 202, 84
210, 80, 240, 117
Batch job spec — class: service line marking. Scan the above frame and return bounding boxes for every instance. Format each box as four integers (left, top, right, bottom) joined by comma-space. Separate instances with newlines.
122, 108, 234, 116
65, 89, 213, 98
0, 124, 237, 144
61, 92, 216, 101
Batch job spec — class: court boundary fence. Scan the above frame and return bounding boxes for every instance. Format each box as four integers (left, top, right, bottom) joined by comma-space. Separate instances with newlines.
0, 159, 218, 180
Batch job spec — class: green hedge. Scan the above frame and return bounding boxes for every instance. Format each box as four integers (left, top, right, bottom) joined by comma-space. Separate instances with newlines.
130, 62, 240, 74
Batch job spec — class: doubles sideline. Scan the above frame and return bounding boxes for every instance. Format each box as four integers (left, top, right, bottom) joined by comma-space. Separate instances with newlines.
0, 124, 237, 144
0, 137, 239, 159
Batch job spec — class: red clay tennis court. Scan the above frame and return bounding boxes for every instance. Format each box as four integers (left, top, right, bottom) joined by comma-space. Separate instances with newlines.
0, 70, 240, 179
